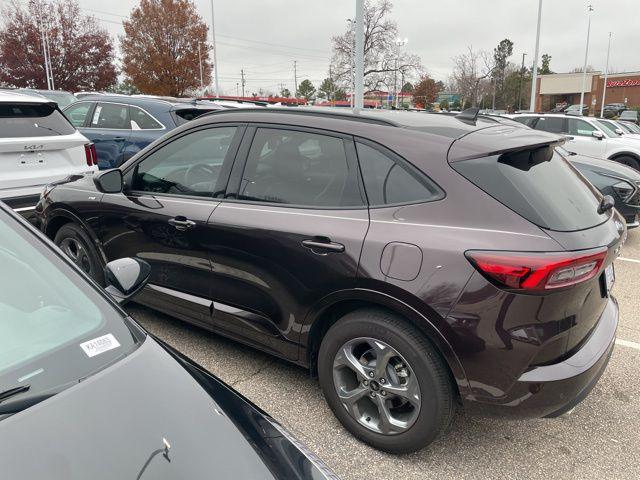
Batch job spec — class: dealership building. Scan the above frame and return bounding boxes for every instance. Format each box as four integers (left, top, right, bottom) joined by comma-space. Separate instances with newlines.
534, 71, 640, 113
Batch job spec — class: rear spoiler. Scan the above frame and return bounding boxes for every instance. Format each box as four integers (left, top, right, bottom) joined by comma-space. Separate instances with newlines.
447, 125, 566, 163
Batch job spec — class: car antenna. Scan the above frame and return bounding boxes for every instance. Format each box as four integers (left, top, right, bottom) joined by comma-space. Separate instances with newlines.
456, 107, 480, 123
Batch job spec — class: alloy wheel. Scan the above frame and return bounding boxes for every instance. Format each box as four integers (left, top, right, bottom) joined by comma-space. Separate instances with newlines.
59, 237, 93, 275
332, 337, 421, 435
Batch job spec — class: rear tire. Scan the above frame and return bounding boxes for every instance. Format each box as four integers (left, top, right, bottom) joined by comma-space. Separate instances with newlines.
318, 308, 455, 454
54, 223, 104, 285
614, 155, 640, 170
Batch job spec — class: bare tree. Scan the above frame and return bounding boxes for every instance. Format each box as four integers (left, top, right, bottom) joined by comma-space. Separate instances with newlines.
451, 46, 494, 107
330, 0, 422, 92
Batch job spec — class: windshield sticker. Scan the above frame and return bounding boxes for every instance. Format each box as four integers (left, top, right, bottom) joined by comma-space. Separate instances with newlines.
80, 334, 120, 358
91, 105, 102, 126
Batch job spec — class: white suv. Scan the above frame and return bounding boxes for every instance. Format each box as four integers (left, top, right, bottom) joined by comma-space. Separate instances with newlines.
0, 91, 97, 213
510, 113, 640, 170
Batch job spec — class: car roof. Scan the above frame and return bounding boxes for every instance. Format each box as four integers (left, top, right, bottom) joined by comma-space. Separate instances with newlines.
0, 90, 55, 104
72, 94, 215, 109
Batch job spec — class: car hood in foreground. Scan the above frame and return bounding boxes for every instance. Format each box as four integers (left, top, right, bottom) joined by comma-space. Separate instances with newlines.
570, 154, 640, 181
0, 336, 322, 480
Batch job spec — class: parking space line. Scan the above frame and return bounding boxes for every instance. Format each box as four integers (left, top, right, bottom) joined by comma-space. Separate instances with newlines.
618, 257, 640, 264
616, 339, 640, 350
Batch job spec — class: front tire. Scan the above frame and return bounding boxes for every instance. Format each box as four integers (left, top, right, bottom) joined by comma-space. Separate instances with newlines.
54, 223, 104, 285
614, 155, 640, 170
318, 308, 455, 453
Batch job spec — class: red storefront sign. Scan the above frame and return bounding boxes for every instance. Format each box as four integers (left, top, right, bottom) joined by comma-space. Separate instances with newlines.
607, 79, 640, 88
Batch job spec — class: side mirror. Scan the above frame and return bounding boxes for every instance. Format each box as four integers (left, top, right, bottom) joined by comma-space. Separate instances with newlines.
592, 130, 604, 140
615, 128, 624, 135
104, 257, 151, 305
94, 169, 123, 193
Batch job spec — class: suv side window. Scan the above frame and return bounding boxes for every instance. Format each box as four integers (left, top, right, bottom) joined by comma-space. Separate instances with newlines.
64, 102, 92, 127
90, 103, 130, 129
132, 126, 238, 197
568, 118, 598, 137
238, 128, 363, 208
533, 116, 565, 133
356, 142, 444, 206
130, 106, 163, 130
513, 116, 538, 127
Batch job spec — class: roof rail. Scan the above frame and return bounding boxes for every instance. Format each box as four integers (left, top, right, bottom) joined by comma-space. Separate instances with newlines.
196, 107, 399, 127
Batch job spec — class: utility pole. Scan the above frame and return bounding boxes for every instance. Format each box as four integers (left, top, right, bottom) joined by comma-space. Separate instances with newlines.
197, 42, 204, 91
293, 60, 298, 104
529, 0, 543, 112
517, 52, 527, 111
45, 26, 54, 90
236, 82, 239, 99
579, 5, 594, 116
210, 0, 221, 96
329, 66, 333, 104
354, 0, 364, 113
38, 10, 51, 90
600, 32, 612, 118
240, 69, 245, 97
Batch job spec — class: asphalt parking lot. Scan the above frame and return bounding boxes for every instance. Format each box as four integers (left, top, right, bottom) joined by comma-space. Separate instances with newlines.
127, 230, 640, 480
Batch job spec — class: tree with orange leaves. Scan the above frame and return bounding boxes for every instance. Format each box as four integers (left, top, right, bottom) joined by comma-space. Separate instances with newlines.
121, 0, 212, 96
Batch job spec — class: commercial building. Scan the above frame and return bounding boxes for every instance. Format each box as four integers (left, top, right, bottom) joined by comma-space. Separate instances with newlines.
534, 71, 640, 113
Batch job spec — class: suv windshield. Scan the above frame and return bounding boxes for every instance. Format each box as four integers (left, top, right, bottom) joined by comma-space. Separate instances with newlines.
595, 120, 619, 137
452, 146, 607, 232
0, 102, 76, 137
0, 212, 141, 414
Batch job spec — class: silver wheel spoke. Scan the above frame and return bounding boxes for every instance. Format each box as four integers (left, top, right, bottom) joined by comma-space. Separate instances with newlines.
334, 345, 373, 380
337, 386, 368, 416
370, 340, 395, 380
373, 395, 402, 435
383, 377, 420, 407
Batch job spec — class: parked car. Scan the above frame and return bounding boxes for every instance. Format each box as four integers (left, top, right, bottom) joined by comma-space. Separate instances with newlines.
0, 91, 97, 213
602, 103, 627, 118
16, 88, 77, 108
0, 201, 336, 480
619, 109, 639, 124
564, 104, 589, 115
511, 113, 640, 169
557, 146, 640, 227
36, 108, 623, 453
62, 95, 223, 169
619, 120, 640, 134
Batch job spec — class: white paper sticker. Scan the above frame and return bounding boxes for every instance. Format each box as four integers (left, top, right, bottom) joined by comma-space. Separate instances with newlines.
91, 105, 102, 126
80, 334, 120, 358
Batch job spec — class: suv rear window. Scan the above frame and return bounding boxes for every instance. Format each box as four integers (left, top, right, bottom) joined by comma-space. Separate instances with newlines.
452, 147, 607, 232
0, 103, 75, 137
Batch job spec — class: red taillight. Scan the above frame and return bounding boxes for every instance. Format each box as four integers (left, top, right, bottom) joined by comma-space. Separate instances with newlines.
465, 248, 608, 292
84, 143, 97, 166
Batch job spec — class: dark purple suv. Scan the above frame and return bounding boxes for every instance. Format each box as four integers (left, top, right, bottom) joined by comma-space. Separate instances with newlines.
35, 108, 624, 453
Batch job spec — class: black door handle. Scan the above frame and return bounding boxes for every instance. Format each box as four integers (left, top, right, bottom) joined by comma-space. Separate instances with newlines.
168, 217, 196, 231
302, 239, 345, 253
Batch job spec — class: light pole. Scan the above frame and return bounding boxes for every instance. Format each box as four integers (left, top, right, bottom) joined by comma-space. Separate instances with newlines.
600, 32, 612, 118
517, 52, 527, 111
197, 42, 204, 91
529, 0, 543, 112
579, 4, 594, 116
354, 0, 364, 112
236, 82, 239, 99
210, 0, 221, 96
394, 37, 408, 109
347, 19, 355, 108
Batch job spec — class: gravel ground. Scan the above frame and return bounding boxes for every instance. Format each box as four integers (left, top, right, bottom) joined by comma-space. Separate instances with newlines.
127, 229, 640, 480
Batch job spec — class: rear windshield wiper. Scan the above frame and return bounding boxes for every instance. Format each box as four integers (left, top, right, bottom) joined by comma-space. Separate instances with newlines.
0, 384, 30, 403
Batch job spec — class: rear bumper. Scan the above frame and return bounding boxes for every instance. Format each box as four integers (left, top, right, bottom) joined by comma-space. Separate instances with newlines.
464, 297, 618, 418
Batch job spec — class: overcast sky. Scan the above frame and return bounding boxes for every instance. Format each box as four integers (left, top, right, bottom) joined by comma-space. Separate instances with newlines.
73, 0, 639, 94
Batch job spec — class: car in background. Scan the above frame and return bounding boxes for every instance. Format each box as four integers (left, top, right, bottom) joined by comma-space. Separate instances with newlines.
15, 89, 77, 109
63, 95, 223, 168
37, 108, 623, 453
511, 113, 640, 169
0, 91, 97, 213
557, 146, 640, 227
619, 110, 639, 125
0, 201, 337, 480
564, 104, 589, 115
602, 103, 627, 118
619, 120, 640, 134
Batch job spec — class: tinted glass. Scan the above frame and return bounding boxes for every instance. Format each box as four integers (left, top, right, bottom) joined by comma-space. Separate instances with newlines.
595, 120, 618, 137
452, 147, 607, 232
239, 128, 363, 207
534, 116, 565, 133
130, 106, 163, 129
0, 211, 139, 411
174, 108, 218, 125
90, 103, 130, 129
568, 118, 598, 137
356, 142, 443, 206
0, 103, 75, 137
132, 126, 237, 196
64, 102, 92, 127
513, 116, 538, 127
